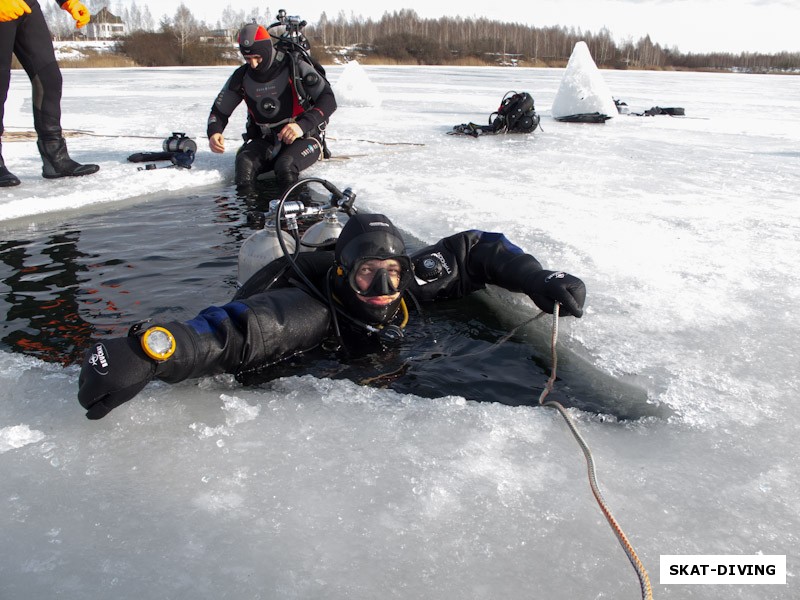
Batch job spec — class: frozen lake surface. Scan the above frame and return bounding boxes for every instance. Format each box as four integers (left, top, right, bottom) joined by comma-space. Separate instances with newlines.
1, 63, 798, 598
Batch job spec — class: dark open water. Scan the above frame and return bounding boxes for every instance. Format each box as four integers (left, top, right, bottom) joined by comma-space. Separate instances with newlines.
0, 185, 662, 420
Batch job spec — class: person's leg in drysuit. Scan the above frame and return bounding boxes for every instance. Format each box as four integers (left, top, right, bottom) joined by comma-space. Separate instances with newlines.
234, 137, 274, 196
0, 13, 21, 185
272, 136, 323, 196
1, 0, 98, 181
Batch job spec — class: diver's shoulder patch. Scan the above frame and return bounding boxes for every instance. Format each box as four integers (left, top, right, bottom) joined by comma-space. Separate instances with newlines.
413, 251, 452, 284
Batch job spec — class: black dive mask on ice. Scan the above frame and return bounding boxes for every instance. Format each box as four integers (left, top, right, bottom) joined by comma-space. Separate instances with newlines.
332, 214, 413, 325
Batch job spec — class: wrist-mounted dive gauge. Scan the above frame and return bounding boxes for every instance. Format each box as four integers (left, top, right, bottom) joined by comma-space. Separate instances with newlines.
139, 326, 176, 362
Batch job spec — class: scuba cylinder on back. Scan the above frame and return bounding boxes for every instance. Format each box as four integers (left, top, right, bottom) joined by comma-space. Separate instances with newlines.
295, 59, 327, 105
299, 211, 346, 249
237, 199, 307, 286
267, 9, 329, 111
237, 223, 298, 286
236, 178, 358, 287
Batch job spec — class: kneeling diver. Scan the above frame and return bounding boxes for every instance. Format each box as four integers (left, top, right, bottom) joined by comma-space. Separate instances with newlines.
207, 22, 336, 195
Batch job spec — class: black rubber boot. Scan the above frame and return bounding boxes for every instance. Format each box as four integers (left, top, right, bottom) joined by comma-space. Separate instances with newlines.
37, 138, 99, 179
0, 142, 21, 187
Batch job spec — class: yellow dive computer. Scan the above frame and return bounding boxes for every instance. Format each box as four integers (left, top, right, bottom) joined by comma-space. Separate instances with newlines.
140, 326, 176, 361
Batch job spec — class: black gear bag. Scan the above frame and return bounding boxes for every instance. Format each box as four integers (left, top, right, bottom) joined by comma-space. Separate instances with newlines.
491, 91, 540, 133
450, 91, 541, 137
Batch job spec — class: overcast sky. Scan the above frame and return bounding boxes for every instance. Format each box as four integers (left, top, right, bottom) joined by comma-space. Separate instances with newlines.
131, 0, 798, 54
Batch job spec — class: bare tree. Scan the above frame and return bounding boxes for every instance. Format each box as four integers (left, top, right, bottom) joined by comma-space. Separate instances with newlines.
243, 4, 272, 27
317, 11, 329, 46
42, 1, 76, 39
85, 0, 109, 14
594, 26, 615, 65
123, 1, 145, 33
170, 4, 200, 62
220, 4, 248, 40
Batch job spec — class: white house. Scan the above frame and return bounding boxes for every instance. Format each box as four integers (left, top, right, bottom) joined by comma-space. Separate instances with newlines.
85, 7, 126, 39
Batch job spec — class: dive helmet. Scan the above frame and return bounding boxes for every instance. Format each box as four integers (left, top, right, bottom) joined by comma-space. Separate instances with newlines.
238, 23, 275, 69
333, 214, 413, 324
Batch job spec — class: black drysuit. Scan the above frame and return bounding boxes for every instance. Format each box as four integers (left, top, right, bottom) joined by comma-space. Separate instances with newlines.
78, 229, 586, 419
149, 230, 563, 384
207, 54, 337, 190
1, 0, 65, 141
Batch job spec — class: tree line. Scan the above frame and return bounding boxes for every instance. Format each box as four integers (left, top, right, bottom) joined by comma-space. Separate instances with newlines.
42, 3, 799, 72
308, 9, 799, 72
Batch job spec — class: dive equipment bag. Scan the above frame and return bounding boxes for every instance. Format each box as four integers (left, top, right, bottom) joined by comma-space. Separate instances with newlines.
450, 91, 541, 137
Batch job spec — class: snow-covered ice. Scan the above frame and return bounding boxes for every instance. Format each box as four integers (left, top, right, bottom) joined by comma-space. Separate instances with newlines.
1, 60, 798, 599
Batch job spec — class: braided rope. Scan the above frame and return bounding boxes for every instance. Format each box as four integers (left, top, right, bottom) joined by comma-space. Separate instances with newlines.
538, 304, 653, 600
3, 126, 167, 140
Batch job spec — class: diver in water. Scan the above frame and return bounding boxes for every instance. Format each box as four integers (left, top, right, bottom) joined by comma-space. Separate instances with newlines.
207, 22, 336, 195
78, 212, 586, 420
0, 0, 100, 186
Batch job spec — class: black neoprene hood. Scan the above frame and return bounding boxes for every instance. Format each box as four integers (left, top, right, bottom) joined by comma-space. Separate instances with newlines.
334, 213, 407, 270
238, 23, 275, 68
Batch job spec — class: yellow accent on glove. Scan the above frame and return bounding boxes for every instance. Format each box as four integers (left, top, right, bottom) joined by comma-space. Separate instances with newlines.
0, 0, 31, 22
60, 0, 90, 28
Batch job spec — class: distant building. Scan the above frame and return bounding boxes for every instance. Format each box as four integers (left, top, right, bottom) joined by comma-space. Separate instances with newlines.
199, 29, 239, 45
85, 7, 126, 39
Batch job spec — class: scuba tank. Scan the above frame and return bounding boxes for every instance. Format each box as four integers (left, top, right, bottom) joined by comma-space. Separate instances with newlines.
237, 224, 298, 286
236, 178, 358, 287
299, 211, 346, 249
236, 212, 348, 285
266, 9, 332, 158
267, 9, 329, 109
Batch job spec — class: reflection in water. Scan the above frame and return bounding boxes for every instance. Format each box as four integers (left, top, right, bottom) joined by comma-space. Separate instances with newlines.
1, 231, 95, 365
0, 190, 255, 365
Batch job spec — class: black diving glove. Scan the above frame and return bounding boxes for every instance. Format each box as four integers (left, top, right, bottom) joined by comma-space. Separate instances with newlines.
78, 337, 157, 420
527, 270, 586, 318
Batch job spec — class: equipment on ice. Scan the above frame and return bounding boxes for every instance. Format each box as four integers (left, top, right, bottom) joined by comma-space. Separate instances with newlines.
128, 132, 196, 170
449, 91, 541, 138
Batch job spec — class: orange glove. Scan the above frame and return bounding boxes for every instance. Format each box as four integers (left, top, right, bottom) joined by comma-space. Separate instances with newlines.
61, 0, 90, 28
0, 0, 31, 22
